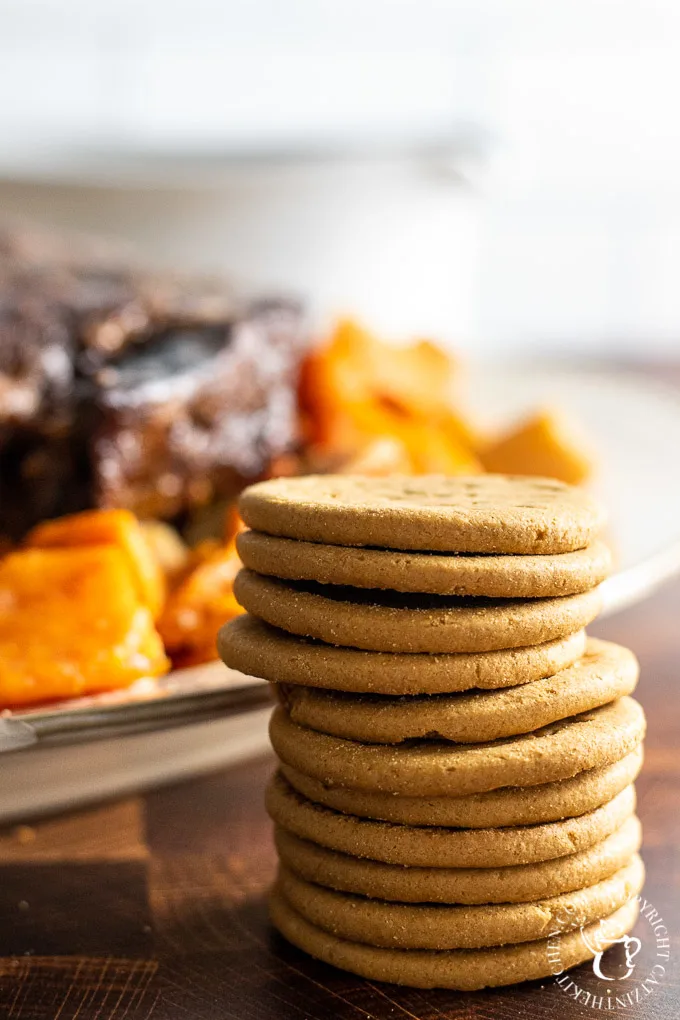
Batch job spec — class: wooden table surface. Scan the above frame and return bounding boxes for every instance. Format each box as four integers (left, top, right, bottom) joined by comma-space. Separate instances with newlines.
0, 578, 678, 1020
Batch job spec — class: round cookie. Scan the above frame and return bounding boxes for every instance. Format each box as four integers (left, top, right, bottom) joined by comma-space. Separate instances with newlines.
219, 615, 587, 695
266, 774, 636, 867
269, 697, 646, 796
277, 855, 644, 949
237, 530, 611, 598
239, 474, 605, 554
234, 570, 602, 654
280, 746, 644, 828
279, 638, 638, 744
270, 892, 639, 990
275, 815, 642, 904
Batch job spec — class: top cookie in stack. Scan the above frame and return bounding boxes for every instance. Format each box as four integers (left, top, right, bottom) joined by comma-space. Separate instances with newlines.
236, 474, 605, 555
219, 474, 645, 991
228, 474, 608, 664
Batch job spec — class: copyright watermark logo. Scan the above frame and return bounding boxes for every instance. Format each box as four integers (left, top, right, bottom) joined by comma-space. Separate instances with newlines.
546, 895, 671, 1009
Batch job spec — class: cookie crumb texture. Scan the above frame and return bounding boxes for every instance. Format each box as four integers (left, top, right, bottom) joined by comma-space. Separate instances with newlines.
279, 747, 644, 828
274, 816, 643, 904
268, 698, 646, 797
279, 638, 639, 744
219, 615, 588, 694
265, 772, 637, 867
234, 569, 602, 653
239, 474, 605, 554
237, 529, 612, 598
275, 855, 644, 949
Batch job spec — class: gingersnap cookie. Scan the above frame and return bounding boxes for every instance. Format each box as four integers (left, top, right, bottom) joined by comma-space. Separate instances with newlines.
279, 638, 638, 744
280, 746, 644, 828
276, 855, 644, 950
237, 530, 611, 598
234, 570, 601, 654
266, 774, 636, 867
270, 891, 639, 990
269, 697, 646, 796
275, 815, 642, 904
219, 615, 587, 695
240, 474, 604, 554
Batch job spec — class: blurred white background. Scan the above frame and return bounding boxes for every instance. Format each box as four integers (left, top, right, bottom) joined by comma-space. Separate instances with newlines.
1, 0, 680, 358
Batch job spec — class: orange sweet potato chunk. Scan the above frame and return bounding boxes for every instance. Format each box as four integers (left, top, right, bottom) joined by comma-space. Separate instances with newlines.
363, 334, 457, 417
342, 401, 482, 474
139, 520, 190, 582
398, 419, 482, 474
0, 546, 169, 708
158, 539, 244, 667
27, 509, 166, 619
298, 347, 363, 451
298, 319, 480, 471
481, 410, 593, 485
300, 319, 455, 429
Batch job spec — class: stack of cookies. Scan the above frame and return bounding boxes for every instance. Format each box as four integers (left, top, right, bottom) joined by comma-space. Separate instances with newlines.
219, 475, 646, 991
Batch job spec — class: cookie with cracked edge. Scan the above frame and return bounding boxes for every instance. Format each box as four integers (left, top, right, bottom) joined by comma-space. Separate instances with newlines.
279, 746, 644, 828
234, 569, 602, 653
269, 893, 639, 990
237, 530, 611, 598
239, 474, 605, 554
278, 638, 638, 744
219, 615, 587, 694
269, 697, 646, 797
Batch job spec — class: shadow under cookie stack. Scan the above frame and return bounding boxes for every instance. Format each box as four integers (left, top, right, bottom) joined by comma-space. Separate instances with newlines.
219, 474, 646, 991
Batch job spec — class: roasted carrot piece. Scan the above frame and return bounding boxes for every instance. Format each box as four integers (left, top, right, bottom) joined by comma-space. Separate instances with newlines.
27, 509, 166, 618
0, 546, 168, 708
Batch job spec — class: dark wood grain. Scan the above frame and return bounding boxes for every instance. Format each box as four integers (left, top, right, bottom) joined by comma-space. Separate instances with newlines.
0, 573, 678, 1018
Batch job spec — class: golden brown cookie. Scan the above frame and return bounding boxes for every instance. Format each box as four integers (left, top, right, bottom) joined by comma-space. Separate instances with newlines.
265, 774, 636, 867
219, 615, 587, 694
239, 474, 605, 554
237, 530, 611, 598
270, 891, 639, 990
276, 855, 644, 949
269, 698, 646, 796
234, 570, 601, 653
280, 746, 644, 828
279, 638, 638, 744
275, 815, 642, 904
